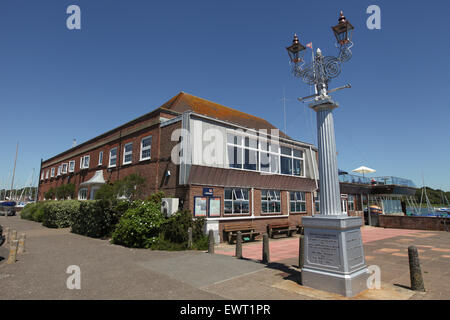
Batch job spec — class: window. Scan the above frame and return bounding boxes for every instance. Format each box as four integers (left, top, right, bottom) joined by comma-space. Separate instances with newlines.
50, 168, 55, 178
62, 163, 68, 174
109, 148, 117, 167
81, 155, 90, 169
69, 160, 75, 173
224, 188, 250, 215
348, 195, 355, 211
280, 147, 304, 176
261, 190, 281, 214
45, 170, 49, 179
57, 165, 61, 176
123, 143, 133, 165
140, 136, 152, 161
225, 129, 305, 177
290, 191, 306, 213
98, 151, 103, 166
314, 192, 320, 213
227, 133, 259, 171
78, 188, 88, 200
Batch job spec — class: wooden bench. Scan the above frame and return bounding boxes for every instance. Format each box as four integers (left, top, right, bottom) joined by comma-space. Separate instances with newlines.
267, 222, 297, 238
223, 223, 260, 244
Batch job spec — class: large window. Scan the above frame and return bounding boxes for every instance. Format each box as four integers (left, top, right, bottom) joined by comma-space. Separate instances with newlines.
140, 136, 152, 161
50, 168, 55, 178
261, 190, 281, 214
123, 143, 133, 165
57, 165, 61, 176
226, 129, 304, 177
62, 163, 68, 174
45, 170, 49, 179
109, 147, 117, 167
281, 147, 304, 176
224, 188, 250, 215
41, 172, 44, 180
290, 191, 306, 213
78, 188, 88, 200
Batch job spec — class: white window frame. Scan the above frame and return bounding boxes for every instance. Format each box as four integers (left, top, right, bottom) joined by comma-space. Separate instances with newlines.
224, 188, 250, 215
109, 147, 117, 168
82, 155, 90, 169
123, 142, 133, 165
69, 160, 75, 173
45, 170, 49, 179
57, 165, 61, 176
225, 129, 306, 178
140, 136, 152, 161
261, 190, 281, 214
78, 188, 88, 201
98, 151, 103, 166
41, 172, 44, 180
290, 191, 307, 213
50, 168, 55, 178
61, 163, 68, 174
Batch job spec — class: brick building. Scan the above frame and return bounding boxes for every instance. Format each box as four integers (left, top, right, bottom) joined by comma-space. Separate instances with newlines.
37, 92, 413, 242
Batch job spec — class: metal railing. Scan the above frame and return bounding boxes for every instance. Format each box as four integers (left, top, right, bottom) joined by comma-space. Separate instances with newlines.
339, 174, 416, 188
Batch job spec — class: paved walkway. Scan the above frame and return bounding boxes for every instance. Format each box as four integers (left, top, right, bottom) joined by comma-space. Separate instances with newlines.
1, 215, 449, 300
215, 227, 425, 262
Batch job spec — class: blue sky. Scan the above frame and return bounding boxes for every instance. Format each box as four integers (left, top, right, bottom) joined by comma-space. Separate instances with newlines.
0, 0, 449, 191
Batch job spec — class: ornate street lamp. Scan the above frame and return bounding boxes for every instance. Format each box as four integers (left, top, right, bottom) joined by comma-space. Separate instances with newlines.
332, 11, 354, 46
285, 12, 368, 298
286, 34, 306, 65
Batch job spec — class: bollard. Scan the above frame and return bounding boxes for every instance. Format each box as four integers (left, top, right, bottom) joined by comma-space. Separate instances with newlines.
10, 230, 17, 242
408, 246, 425, 291
299, 235, 305, 269
262, 233, 270, 263
17, 233, 26, 254
208, 230, 215, 254
235, 231, 243, 259
187, 227, 193, 249
7, 240, 19, 264
4, 227, 10, 244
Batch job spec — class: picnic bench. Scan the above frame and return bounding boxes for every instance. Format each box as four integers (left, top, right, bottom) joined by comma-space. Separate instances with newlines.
223, 223, 260, 244
267, 222, 297, 238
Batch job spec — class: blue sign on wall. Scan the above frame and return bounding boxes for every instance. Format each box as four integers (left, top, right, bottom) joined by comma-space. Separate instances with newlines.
203, 188, 213, 196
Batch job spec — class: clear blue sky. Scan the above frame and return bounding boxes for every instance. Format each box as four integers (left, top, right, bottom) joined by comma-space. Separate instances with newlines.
0, 0, 449, 191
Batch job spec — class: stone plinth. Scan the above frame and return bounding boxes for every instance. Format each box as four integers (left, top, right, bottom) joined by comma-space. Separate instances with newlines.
301, 215, 369, 297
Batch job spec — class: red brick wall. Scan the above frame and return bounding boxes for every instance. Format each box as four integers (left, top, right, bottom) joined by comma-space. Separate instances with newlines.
38, 111, 177, 201
379, 215, 450, 231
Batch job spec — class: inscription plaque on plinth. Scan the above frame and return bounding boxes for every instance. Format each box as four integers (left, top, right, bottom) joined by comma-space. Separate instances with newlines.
308, 233, 340, 268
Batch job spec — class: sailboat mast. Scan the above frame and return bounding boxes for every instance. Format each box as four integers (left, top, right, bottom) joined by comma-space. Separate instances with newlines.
10, 142, 19, 201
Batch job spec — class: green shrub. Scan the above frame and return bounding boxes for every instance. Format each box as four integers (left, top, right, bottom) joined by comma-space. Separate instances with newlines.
111, 200, 165, 248
32, 203, 46, 222
42, 200, 79, 228
70, 200, 121, 238
20, 202, 49, 223
20, 202, 36, 220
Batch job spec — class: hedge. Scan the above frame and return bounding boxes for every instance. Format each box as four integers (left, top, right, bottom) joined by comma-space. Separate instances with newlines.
42, 200, 80, 228
70, 200, 127, 238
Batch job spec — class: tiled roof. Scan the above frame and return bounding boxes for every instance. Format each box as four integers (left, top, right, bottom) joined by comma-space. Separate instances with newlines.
160, 92, 290, 139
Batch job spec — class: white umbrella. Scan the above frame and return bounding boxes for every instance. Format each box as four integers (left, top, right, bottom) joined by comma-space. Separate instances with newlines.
352, 166, 376, 175
352, 166, 376, 184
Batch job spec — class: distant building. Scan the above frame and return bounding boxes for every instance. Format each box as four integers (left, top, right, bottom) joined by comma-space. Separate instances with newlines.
38, 92, 416, 242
